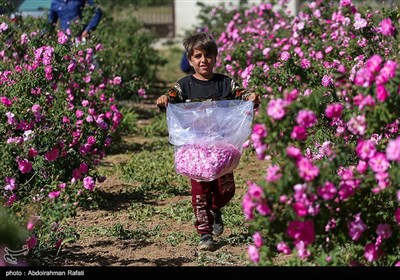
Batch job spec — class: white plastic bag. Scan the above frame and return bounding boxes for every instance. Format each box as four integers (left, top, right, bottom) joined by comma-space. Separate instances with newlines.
166, 100, 254, 181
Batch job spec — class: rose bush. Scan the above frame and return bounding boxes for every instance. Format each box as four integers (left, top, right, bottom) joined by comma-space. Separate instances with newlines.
198, 0, 400, 265
0, 14, 133, 259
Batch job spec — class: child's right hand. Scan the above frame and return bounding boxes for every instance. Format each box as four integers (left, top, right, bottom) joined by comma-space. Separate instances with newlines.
156, 95, 169, 110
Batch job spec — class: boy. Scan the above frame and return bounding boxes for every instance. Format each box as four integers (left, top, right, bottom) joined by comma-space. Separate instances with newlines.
157, 33, 259, 251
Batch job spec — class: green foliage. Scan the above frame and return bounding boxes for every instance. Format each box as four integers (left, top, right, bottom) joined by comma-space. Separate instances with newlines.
82, 223, 153, 240
0, 205, 28, 250
165, 231, 186, 246
28, 224, 79, 265
156, 46, 185, 85
141, 113, 168, 137
115, 106, 139, 136
0, 0, 16, 15
40, 1, 168, 100
160, 200, 193, 222
129, 202, 157, 222
118, 141, 188, 197
195, 1, 252, 38
92, 6, 167, 100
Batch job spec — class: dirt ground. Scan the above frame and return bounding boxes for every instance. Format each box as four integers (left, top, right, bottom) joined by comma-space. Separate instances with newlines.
46, 102, 267, 268
49, 173, 249, 267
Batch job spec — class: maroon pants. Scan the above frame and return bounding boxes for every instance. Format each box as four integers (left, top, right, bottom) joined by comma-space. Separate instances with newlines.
190, 172, 235, 235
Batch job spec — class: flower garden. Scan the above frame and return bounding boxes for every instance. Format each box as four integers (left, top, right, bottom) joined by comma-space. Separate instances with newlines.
1, 0, 400, 266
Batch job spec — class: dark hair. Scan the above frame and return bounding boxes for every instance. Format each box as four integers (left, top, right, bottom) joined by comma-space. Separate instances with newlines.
183, 33, 218, 59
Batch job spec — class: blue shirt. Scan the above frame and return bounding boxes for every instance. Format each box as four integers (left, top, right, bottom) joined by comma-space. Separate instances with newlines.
48, 0, 102, 34
180, 52, 192, 73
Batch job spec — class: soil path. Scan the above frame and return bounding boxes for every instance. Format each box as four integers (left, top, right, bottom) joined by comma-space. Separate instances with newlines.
50, 102, 267, 267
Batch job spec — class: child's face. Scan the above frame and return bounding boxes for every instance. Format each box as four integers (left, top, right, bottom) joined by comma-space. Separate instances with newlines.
189, 49, 216, 79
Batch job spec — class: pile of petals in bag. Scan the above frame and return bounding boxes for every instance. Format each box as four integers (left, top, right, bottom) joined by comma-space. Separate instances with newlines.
166, 100, 254, 182
174, 142, 241, 181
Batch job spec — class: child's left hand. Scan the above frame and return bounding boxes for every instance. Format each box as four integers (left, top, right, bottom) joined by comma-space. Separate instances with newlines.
247, 93, 260, 108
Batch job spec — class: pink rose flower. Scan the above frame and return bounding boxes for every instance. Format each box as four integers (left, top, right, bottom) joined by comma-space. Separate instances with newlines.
18, 159, 32, 174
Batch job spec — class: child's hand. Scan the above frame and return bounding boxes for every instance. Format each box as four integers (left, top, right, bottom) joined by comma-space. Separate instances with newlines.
156, 95, 169, 110
247, 93, 260, 108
